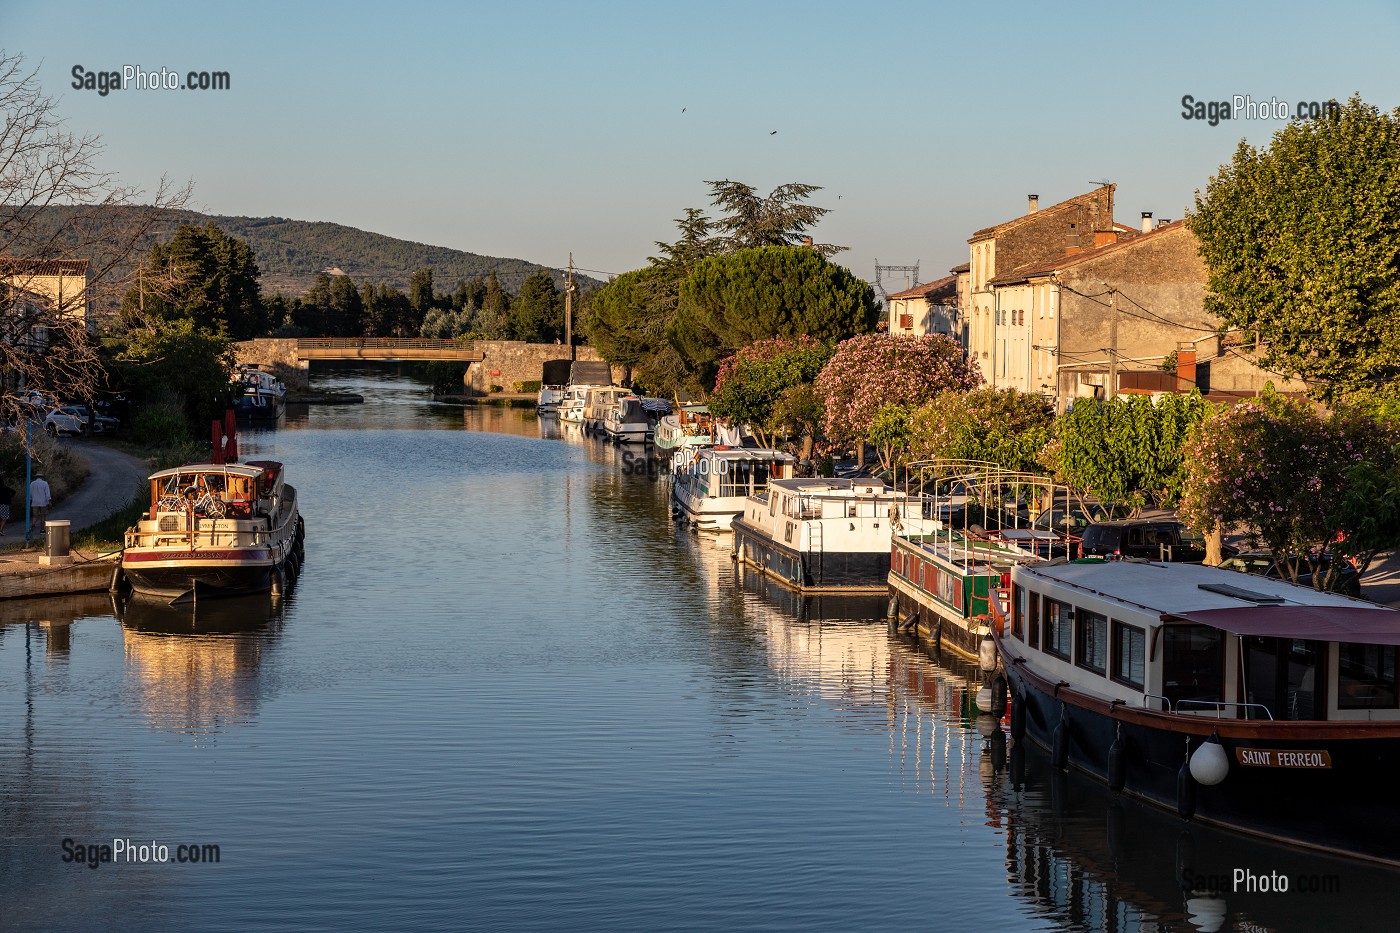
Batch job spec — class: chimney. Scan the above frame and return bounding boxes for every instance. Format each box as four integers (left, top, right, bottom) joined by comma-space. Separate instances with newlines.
1140, 212, 1153, 234
801, 236, 813, 249
1176, 346, 1197, 392
1028, 194, 1039, 214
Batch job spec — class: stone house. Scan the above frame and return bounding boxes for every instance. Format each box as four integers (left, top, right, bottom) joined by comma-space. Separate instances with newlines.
886, 274, 960, 342
985, 219, 1302, 407
966, 187, 1123, 387
0, 258, 93, 330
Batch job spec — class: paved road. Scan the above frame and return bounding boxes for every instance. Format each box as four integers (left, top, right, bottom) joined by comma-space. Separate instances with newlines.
3, 442, 148, 541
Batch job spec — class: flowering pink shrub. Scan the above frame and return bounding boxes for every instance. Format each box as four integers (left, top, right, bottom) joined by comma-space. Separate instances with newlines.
1179, 393, 1400, 580
815, 333, 981, 445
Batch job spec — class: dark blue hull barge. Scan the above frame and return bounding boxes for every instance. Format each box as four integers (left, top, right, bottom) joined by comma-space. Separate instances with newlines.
997, 558, 1400, 867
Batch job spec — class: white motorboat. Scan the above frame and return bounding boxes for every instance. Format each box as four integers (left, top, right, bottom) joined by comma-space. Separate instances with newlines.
536, 359, 573, 412
732, 477, 940, 593
670, 447, 797, 531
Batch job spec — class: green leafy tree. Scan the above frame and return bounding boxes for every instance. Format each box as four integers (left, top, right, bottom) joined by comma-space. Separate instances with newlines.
1179, 393, 1400, 586
475, 272, 511, 340
772, 384, 825, 461
705, 180, 845, 256
1188, 96, 1400, 403
869, 403, 914, 473
409, 267, 435, 318
672, 246, 877, 388
117, 319, 235, 431
815, 333, 981, 454
648, 207, 720, 275
509, 271, 563, 342
122, 222, 265, 339
1041, 393, 1214, 511
707, 336, 834, 449
586, 266, 676, 389
909, 387, 1055, 474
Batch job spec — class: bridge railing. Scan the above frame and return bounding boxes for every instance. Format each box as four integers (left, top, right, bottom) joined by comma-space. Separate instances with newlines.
297, 338, 476, 352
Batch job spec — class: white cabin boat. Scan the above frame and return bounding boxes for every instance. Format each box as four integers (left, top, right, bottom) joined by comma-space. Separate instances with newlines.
602, 396, 671, 444
655, 405, 716, 451
558, 386, 590, 423
583, 386, 628, 434
670, 447, 796, 531
536, 359, 573, 412
732, 477, 940, 593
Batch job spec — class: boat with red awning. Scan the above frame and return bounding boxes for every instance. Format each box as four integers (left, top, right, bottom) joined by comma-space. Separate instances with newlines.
997, 558, 1400, 866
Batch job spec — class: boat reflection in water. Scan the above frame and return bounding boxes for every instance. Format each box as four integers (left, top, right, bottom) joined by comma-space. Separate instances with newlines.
683, 527, 994, 799
117, 591, 286, 739
991, 740, 1400, 932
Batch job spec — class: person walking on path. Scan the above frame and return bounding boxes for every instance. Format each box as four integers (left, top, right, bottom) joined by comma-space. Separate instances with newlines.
29, 473, 51, 528
0, 478, 12, 535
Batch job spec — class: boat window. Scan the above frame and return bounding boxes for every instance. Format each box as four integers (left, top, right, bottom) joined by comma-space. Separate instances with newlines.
1337, 643, 1398, 710
1027, 591, 1040, 649
1111, 621, 1145, 689
1011, 585, 1024, 639
1162, 624, 1225, 709
1043, 599, 1072, 661
1076, 609, 1108, 675
1242, 637, 1322, 720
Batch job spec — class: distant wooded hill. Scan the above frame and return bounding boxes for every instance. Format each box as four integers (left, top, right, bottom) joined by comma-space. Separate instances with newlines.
25, 206, 601, 296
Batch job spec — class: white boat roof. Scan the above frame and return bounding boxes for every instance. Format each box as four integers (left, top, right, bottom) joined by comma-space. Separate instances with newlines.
699, 448, 796, 462
1017, 559, 1381, 614
768, 477, 890, 493
147, 462, 266, 481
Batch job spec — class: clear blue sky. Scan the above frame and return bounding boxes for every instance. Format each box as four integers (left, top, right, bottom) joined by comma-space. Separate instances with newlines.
4, 0, 1398, 290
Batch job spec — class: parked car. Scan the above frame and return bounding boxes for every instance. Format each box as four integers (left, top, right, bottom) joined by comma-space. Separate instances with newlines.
1079, 518, 1224, 562
1030, 501, 1130, 535
1220, 551, 1362, 597
44, 405, 90, 436
17, 389, 56, 411
70, 404, 119, 434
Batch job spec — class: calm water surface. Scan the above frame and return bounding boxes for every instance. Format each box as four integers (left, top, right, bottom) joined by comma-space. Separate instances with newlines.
2, 364, 1396, 932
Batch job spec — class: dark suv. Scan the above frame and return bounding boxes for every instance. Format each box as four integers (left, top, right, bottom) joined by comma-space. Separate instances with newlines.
1079, 519, 1211, 562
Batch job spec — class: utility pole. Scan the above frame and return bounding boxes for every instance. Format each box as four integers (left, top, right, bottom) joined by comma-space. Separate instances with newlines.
1107, 287, 1118, 400
564, 253, 574, 360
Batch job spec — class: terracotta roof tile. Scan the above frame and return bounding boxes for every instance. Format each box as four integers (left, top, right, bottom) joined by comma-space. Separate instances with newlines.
0, 258, 91, 277
887, 274, 956, 300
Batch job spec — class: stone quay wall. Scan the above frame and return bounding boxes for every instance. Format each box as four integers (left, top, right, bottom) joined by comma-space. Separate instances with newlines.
465, 343, 620, 395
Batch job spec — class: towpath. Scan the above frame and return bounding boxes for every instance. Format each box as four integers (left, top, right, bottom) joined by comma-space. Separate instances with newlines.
1, 442, 148, 542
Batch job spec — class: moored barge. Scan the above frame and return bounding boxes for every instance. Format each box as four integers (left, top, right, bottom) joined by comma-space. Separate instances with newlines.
999, 558, 1400, 865
122, 461, 304, 600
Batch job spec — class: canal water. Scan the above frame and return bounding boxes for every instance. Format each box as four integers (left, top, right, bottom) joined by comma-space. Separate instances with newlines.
2, 363, 1396, 932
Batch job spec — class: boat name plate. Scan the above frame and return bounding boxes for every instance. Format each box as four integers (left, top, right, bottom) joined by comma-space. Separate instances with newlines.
1234, 748, 1332, 769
